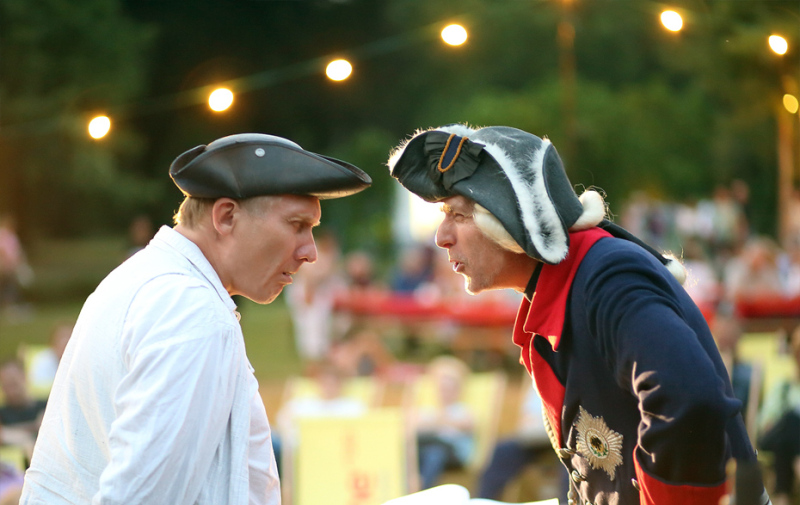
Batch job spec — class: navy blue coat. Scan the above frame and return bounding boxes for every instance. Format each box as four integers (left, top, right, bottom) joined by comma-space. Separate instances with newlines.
514, 229, 758, 505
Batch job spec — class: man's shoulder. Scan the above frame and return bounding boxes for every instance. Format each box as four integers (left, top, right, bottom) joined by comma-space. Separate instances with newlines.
573, 234, 678, 296
87, 245, 226, 327
96, 243, 199, 295
581, 234, 667, 273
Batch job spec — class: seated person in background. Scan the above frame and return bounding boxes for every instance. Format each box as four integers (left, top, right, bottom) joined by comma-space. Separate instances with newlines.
413, 356, 475, 490
711, 312, 753, 414
723, 237, 784, 303
757, 326, 800, 505
343, 250, 382, 294
28, 322, 73, 394
273, 362, 368, 470
0, 360, 47, 456
477, 381, 559, 500
0, 462, 24, 505
390, 244, 435, 294
285, 231, 345, 363
328, 325, 394, 377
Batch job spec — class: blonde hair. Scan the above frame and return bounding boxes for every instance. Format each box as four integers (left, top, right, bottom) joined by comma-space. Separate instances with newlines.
173, 195, 277, 228
173, 196, 215, 228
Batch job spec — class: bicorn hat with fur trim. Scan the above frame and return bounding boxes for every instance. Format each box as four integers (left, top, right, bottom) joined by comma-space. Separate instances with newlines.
388, 124, 604, 265
170, 133, 372, 200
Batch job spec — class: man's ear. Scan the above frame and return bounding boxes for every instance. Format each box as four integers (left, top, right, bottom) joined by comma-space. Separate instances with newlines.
211, 198, 239, 236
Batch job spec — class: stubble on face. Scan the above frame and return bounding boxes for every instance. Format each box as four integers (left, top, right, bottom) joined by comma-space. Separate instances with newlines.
438, 195, 538, 295
461, 238, 509, 295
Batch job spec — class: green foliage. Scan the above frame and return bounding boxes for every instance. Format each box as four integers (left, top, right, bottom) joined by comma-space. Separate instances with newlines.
318, 128, 398, 256
0, 0, 157, 235
378, 0, 797, 236
1, 0, 797, 246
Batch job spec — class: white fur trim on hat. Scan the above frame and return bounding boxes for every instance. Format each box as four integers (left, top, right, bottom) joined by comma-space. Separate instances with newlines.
437, 124, 479, 138
478, 137, 568, 264
569, 190, 606, 231
663, 254, 687, 285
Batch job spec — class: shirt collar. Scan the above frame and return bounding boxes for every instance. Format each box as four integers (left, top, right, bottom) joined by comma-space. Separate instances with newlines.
150, 226, 237, 312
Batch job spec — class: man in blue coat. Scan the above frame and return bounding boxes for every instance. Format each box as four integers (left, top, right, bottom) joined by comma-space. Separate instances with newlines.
388, 124, 769, 505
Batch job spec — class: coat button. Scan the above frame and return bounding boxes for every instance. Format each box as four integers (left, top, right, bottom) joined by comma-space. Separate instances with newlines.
631, 478, 640, 491
571, 470, 585, 483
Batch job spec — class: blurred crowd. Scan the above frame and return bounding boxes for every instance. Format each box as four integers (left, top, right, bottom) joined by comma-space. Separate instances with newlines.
621, 181, 800, 313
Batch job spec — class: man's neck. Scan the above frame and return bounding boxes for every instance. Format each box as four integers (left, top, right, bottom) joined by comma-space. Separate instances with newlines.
174, 224, 232, 295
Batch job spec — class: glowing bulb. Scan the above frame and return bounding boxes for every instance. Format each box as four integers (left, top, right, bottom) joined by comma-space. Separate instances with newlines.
441, 24, 468, 46
660, 10, 683, 32
784, 94, 799, 114
88, 116, 111, 139
326, 59, 352, 81
208, 88, 234, 112
769, 35, 788, 55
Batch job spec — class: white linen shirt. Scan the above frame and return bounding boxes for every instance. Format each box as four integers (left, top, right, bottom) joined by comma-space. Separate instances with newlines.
20, 226, 280, 505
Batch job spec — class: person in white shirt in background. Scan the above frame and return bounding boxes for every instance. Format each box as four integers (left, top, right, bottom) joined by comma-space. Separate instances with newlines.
19, 133, 371, 505
27, 322, 73, 394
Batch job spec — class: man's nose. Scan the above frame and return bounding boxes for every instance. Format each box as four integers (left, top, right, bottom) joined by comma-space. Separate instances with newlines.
298, 237, 318, 263
435, 219, 454, 249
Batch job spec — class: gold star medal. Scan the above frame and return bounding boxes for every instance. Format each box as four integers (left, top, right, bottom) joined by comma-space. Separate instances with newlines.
575, 406, 624, 480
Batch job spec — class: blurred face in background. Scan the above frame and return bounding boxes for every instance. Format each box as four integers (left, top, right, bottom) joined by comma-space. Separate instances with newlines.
0, 362, 30, 407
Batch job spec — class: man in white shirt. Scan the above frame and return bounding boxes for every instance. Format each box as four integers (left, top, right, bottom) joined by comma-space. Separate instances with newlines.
20, 133, 371, 505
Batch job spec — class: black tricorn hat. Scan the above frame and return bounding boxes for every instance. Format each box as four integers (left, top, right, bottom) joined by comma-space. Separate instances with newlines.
170, 133, 372, 200
388, 124, 687, 283
388, 125, 585, 264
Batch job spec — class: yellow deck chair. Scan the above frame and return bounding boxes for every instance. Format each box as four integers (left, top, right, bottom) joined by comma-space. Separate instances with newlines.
738, 332, 795, 405
406, 371, 507, 474
287, 408, 414, 505
0, 444, 27, 472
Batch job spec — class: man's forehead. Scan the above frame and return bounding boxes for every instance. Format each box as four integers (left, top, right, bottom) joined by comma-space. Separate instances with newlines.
279, 194, 322, 223
441, 195, 474, 211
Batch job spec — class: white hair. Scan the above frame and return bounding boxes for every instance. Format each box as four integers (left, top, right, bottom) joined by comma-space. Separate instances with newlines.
473, 189, 607, 254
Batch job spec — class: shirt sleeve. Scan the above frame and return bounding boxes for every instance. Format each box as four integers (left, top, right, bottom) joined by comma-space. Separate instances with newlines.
93, 280, 241, 505
580, 247, 740, 488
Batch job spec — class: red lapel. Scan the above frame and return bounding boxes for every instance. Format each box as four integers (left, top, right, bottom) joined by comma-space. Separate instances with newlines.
512, 227, 611, 445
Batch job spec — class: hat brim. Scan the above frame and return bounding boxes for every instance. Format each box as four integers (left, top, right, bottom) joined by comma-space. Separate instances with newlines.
170, 135, 371, 200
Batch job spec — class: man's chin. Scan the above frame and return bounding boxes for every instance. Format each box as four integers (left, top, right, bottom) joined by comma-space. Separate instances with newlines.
464, 278, 484, 296
465, 277, 503, 296
245, 286, 283, 305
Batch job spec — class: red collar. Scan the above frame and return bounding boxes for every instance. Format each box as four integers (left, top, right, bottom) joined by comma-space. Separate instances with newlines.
512, 227, 611, 446
513, 227, 611, 359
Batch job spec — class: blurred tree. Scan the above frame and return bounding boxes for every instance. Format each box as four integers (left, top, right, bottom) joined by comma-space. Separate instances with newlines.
1, 0, 797, 249
376, 0, 798, 236
0, 0, 156, 237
